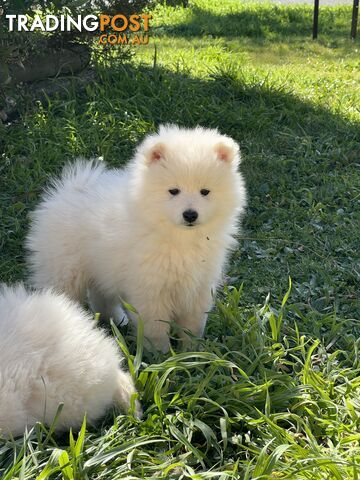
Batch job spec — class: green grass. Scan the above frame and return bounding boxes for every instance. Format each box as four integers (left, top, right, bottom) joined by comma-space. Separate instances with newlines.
0, 0, 359, 478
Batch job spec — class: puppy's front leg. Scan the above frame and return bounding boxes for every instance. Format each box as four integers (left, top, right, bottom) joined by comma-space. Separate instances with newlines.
176, 290, 213, 348
144, 320, 170, 353
88, 286, 129, 325
131, 295, 172, 353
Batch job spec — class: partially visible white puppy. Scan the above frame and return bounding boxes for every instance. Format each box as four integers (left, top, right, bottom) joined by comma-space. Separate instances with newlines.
27, 125, 247, 353
0, 284, 140, 438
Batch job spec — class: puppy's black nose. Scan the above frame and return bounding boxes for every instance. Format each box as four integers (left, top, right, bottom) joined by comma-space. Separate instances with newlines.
183, 209, 198, 223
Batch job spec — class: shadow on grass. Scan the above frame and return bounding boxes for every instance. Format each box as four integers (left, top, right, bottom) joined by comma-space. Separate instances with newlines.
154, 4, 353, 40
1, 60, 359, 321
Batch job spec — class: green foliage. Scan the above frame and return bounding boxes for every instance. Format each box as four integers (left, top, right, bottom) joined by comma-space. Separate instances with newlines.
0, 0, 359, 477
0, 288, 359, 478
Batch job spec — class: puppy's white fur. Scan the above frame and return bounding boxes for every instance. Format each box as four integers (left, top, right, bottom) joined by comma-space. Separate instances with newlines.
27, 125, 247, 352
0, 284, 139, 438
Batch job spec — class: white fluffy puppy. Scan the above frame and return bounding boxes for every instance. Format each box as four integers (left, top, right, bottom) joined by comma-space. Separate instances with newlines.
27, 125, 247, 353
0, 284, 140, 438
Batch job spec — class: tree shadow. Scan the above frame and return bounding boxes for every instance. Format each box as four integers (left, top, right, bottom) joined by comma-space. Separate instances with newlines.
153, 4, 353, 41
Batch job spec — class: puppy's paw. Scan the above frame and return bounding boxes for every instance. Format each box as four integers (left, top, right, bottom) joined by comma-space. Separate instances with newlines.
110, 304, 129, 326
158, 339, 171, 354
114, 370, 142, 419
145, 335, 170, 354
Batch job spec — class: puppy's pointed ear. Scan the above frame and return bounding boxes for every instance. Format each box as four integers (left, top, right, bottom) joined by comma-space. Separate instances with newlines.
214, 138, 240, 165
145, 142, 167, 164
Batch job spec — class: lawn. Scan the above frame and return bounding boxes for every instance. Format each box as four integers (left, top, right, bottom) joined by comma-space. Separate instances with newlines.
0, 0, 360, 478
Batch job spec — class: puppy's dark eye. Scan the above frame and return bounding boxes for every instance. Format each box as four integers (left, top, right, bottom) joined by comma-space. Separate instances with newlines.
200, 189, 210, 196
169, 188, 180, 196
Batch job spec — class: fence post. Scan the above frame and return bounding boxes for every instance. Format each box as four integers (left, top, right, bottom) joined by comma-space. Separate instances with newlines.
351, 0, 359, 39
313, 0, 320, 39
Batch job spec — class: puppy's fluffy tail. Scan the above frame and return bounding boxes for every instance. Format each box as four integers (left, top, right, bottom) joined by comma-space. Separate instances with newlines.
48, 157, 106, 196
26, 158, 105, 299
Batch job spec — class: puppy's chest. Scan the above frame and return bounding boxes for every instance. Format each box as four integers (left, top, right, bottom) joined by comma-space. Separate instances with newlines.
138, 237, 222, 287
